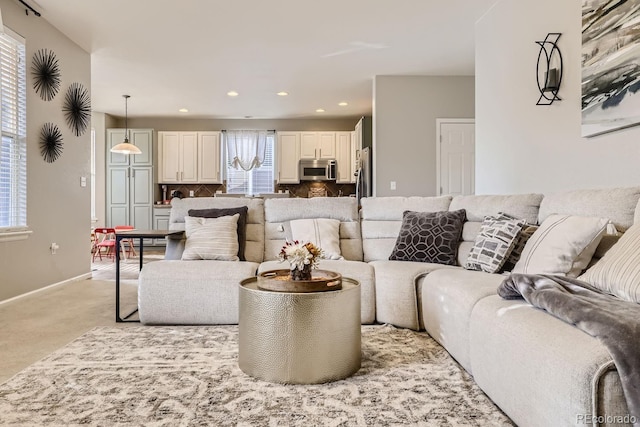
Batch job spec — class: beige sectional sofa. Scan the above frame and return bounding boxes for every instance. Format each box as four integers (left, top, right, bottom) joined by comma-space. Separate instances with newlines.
138, 187, 640, 427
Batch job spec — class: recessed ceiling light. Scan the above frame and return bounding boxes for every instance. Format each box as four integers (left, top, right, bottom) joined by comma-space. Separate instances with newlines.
178, 108, 189, 113
338, 102, 348, 107
316, 108, 325, 113
277, 91, 289, 96
227, 91, 239, 97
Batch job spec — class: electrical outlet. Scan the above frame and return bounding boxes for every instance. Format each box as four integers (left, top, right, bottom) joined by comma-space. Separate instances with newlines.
189, 190, 195, 197
50, 242, 59, 254
390, 181, 397, 191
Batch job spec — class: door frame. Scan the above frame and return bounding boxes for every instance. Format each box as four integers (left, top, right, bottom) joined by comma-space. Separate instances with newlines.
435, 118, 475, 196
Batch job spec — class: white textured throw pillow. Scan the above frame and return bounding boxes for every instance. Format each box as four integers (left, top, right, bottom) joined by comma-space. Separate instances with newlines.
182, 214, 240, 261
512, 214, 608, 277
289, 218, 343, 260
579, 223, 640, 304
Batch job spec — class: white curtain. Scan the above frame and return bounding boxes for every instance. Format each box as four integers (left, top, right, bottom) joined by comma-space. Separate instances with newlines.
225, 130, 269, 171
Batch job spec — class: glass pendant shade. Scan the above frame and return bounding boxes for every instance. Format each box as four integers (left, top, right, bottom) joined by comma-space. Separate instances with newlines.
110, 94, 141, 155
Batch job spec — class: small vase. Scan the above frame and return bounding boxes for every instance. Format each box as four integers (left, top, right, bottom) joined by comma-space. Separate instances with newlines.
290, 264, 312, 281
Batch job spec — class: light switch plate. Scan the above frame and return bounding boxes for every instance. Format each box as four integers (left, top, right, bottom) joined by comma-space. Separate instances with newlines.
80, 176, 87, 187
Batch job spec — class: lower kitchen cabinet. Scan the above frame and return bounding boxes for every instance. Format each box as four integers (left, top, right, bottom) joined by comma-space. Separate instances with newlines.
153, 207, 171, 246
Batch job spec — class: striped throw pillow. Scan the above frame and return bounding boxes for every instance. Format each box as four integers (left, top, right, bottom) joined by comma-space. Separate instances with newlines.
579, 223, 640, 304
181, 214, 240, 261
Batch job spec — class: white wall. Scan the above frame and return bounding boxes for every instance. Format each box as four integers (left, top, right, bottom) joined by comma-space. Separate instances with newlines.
475, 0, 640, 195
0, 0, 91, 301
373, 76, 475, 197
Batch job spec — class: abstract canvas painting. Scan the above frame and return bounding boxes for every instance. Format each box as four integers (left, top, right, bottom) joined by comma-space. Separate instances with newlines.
582, 1, 640, 137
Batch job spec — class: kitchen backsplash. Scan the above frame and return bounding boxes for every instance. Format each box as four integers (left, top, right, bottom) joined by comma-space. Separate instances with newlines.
158, 182, 356, 201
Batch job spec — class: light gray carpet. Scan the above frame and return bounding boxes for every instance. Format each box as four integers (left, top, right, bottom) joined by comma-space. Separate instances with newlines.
0, 325, 513, 426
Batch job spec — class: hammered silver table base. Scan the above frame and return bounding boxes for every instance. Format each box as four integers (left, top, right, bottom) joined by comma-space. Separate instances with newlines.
238, 277, 361, 384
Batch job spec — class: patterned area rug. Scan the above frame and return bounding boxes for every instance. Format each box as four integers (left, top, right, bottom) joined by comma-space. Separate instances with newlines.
0, 325, 514, 426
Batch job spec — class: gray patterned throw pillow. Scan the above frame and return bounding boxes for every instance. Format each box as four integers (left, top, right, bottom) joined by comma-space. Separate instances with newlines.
465, 214, 527, 273
389, 209, 466, 265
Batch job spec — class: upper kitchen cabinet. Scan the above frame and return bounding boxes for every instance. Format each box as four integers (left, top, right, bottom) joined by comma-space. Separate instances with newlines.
158, 131, 199, 183
336, 132, 352, 183
277, 131, 301, 183
351, 118, 364, 184
300, 132, 336, 160
198, 132, 222, 183
107, 129, 153, 166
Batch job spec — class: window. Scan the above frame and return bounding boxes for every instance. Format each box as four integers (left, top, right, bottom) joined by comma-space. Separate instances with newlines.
225, 132, 275, 195
0, 28, 28, 239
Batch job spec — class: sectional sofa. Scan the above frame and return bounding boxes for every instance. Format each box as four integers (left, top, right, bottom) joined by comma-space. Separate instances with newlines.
138, 187, 640, 427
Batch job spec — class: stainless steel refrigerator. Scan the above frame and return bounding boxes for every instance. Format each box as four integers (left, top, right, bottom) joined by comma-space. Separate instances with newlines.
355, 147, 371, 201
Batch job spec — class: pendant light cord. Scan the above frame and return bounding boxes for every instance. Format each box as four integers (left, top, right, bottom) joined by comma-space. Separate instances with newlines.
123, 95, 130, 142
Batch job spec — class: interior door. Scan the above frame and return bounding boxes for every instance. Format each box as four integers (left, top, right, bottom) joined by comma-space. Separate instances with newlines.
438, 121, 475, 196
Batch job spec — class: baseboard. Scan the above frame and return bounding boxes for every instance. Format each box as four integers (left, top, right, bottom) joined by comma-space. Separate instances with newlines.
0, 273, 93, 306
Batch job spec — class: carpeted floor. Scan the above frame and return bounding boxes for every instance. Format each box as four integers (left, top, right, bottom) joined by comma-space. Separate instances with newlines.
0, 325, 513, 426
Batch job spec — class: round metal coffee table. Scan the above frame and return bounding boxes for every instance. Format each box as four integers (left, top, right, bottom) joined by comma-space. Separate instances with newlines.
238, 276, 361, 384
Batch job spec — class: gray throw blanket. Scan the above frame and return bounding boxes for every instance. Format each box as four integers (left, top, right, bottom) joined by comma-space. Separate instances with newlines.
498, 274, 640, 426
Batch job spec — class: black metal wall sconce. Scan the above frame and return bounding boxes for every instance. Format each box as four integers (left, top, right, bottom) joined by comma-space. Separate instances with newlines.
535, 33, 563, 105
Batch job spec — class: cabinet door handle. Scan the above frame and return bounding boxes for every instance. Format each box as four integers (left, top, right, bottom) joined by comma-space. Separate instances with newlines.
176, 171, 179, 181
181, 171, 184, 181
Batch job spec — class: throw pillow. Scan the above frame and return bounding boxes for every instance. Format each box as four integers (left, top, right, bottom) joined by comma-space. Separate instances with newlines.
512, 214, 608, 277
181, 214, 240, 261
188, 206, 248, 261
289, 218, 344, 260
579, 223, 640, 304
464, 214, 526, 274
389, 209, 466, 265
501, 224, 539, 272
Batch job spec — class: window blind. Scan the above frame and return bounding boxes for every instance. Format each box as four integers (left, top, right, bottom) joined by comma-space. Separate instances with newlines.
0, 29, 27, 230
226, 133, 275, 195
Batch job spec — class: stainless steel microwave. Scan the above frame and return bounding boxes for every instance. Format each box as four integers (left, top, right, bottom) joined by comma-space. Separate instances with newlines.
299, 159, 337, 181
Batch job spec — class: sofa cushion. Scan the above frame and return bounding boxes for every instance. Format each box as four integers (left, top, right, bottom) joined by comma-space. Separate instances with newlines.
188, 206, 248, 261
289, 218, 343, 260
469, 295, 627, 427
264, 197, 362, 262
579, 223, 640, 304
360, 196, 453, 262
370, 260, 459, 330
538, 186, 640, 232
168, 197, 265, 263
464, 214, 525, 273
181, 215, 240, 261
138, 260, 259, 324
389, 209, 466, 265
512, 214, 608, 277
421, 269, 504, 372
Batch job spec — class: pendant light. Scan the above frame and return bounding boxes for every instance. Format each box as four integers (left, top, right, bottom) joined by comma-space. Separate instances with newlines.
110, 95, 142, 155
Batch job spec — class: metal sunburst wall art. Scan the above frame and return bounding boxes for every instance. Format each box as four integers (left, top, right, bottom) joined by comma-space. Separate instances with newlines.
31, 49, 61, 101
63, 82, 91, 137
40, 122, 64, 163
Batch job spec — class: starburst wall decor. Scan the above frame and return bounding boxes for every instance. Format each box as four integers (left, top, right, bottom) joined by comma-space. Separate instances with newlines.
40, 122, 63, 163
63, 82, 91, 137
31, 49, 61, 101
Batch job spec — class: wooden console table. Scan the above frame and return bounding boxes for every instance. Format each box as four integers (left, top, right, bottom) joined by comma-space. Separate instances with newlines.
115, 229, 184, 323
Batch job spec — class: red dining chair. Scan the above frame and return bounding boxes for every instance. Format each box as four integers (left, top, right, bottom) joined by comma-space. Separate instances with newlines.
114, 225, 137, 259
92, 228, 117, 262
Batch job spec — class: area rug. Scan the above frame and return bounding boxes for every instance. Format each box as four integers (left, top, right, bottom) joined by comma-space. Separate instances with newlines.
0, 325, 513, 426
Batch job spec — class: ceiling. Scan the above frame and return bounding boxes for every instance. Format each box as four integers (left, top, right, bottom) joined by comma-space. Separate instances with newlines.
32, 0, 497, 119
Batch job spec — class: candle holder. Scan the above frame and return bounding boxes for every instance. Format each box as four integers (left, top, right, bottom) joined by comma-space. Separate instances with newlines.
535, 33, 563, 105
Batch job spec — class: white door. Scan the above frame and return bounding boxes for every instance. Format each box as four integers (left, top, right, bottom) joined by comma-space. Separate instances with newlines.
198, 132, 221, 183
438, 120, 475, 196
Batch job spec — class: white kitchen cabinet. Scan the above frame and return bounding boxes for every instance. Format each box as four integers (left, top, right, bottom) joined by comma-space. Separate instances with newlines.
198, 132, 222, 183
106, 129, 154, 241
336, 132, 352, 183
300, 132, 336, 160
351, 118, 364, 184
277, 132, 301, 183
159, 131, 198, 183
